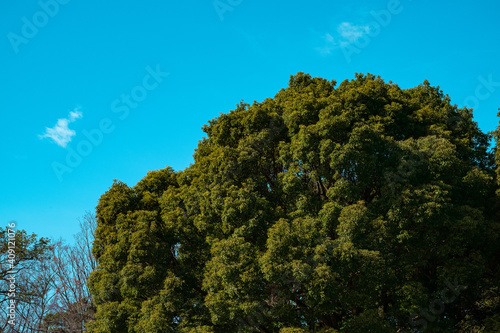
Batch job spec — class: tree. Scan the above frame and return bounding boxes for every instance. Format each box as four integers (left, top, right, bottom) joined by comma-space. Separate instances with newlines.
0, 213, 97, 332
88, 73, 500, 332
0, 226, 52, 332
41, 212, 97, 332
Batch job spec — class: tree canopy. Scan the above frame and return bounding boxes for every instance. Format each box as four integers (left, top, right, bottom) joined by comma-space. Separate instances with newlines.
87, 73, 500, 332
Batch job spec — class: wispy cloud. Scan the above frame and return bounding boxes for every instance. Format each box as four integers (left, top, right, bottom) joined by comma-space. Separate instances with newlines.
337, 22, 370, 44
316, 22, 370, 55
40, 108, 83, 148
316, 33, 337, 56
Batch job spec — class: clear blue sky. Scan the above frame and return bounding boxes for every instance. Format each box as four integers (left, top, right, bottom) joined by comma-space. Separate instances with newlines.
1, 0, 499, 243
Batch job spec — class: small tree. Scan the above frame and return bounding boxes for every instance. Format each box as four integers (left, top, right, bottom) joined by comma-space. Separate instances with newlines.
0, 213, 97, 332
0, 226, 52, 332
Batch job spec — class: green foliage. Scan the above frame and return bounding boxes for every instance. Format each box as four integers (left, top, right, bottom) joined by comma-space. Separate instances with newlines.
88, 73, 500, 332
0, 227, 51, 298
0, 228, 51, 267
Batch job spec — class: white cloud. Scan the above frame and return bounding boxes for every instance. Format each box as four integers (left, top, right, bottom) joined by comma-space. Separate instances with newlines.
316, 22, 370, 55
40, 108, 83, 148
69, 110, 82, 121
337, 22, 370, 44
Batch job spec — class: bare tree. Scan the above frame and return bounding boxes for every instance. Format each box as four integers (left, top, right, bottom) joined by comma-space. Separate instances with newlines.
43, 212, 97, 332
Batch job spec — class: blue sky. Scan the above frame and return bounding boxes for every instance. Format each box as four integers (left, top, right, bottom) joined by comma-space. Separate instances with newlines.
1, 0, 499, 243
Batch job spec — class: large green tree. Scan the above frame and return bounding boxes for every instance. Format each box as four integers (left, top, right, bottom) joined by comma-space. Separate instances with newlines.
88, 73, 500, 332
